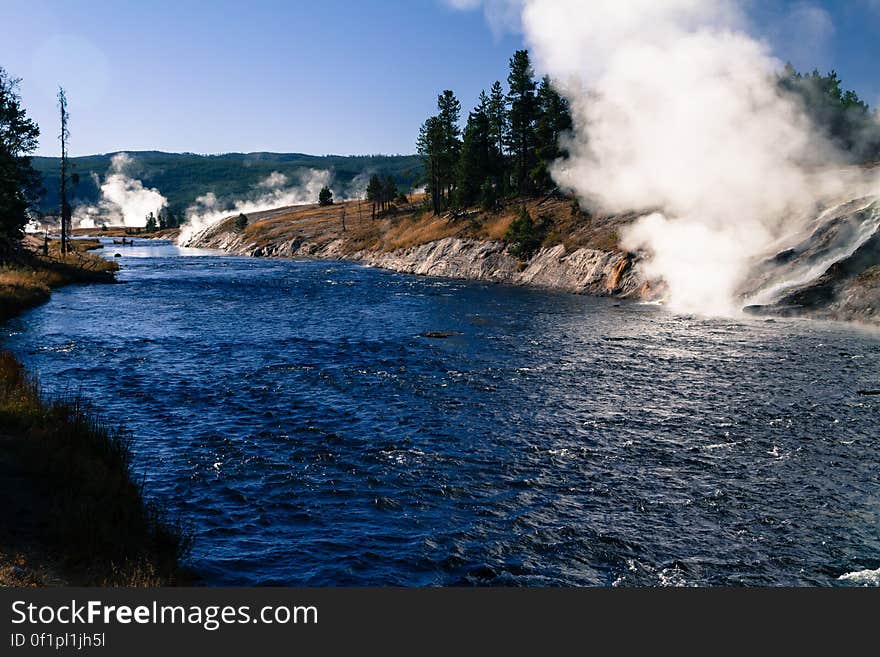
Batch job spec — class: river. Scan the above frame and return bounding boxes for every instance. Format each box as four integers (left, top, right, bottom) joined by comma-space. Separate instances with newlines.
2, 239, 878, 586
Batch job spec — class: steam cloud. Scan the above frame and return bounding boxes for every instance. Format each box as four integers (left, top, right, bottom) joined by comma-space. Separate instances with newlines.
454, 0, 880, 315
178, 168, 334, 245
100, 153, 167, 228
75, 153, 168, 229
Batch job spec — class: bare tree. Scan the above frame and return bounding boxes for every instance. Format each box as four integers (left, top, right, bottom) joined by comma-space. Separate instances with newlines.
58, 87, 71, 255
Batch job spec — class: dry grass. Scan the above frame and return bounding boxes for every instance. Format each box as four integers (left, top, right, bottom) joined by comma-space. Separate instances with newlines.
71, 226, 181, 240
222, 192, 639, 261
0, 352, 189, 586
0, 240, 118, 321
375, 213, 466, 251
480, 213, 516, 241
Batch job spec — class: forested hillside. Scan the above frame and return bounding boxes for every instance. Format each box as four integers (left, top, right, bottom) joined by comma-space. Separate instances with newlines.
415, 51, 880, 221
31, 151, 422, 216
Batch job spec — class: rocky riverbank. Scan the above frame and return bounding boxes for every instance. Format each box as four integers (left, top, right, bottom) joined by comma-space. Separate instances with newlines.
186, 196, 652, 300
184, 193, 880, 324
742, 197, 880, 324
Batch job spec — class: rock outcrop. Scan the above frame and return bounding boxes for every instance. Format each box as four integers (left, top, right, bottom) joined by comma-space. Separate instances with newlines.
360, 239, 645, 296
743, 197, 880, 322
188, 195, 880, 322
193, 220, 647, 298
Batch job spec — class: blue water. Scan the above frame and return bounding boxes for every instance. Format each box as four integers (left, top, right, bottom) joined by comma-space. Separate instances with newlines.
2, 240, 879, 586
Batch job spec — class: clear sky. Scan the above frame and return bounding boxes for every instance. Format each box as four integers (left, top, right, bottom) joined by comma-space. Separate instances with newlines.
2, 0, 879, 157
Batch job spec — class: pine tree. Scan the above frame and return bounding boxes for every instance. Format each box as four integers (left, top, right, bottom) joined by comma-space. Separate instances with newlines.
366, 174, 382, 220
417, 115, 445, 214
318, 185, 334, 206
487, 81, 507, 161
0, 67, 41, 254
145, 212, 157, 232
382, 175, 397, 211
506, 50, 538, 195
505, 205, 542, 259
533, 75, 572, 191
436, 90, 462, 209
417, 90, 462, 214
454, 104, 493, 209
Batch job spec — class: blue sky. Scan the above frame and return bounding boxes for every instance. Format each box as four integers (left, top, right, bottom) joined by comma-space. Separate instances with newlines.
2, 0, 879, 157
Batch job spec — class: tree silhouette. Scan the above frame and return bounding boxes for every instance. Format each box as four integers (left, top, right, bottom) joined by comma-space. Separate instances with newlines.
318, 185, 334, 206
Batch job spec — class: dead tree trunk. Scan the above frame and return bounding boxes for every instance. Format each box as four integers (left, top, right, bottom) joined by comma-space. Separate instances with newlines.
58, 88, 70, 255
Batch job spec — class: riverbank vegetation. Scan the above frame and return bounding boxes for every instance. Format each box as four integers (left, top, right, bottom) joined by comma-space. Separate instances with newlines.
417, 50, 572, 216
0, 238, 118, 321
1, 64, 187, 586
414, 49, 880, 235
0, 352, 190, 585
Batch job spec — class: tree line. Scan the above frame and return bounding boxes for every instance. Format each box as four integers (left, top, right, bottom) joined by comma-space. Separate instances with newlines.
3, 58, 880, 257
778, 64, 880, 162
416, 49, 572, 215
143, 208, 184, 233
366, 174, 407, 219
0, 67, 41, 255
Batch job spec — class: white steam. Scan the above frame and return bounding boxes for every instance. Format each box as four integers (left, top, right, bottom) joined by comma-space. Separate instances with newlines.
457, 0, 880, 315
177, 168, 333, 245
74, 202, 101, 229
100, 153, 167, 228
74, 153, 168, 229
344, 171, 373, 199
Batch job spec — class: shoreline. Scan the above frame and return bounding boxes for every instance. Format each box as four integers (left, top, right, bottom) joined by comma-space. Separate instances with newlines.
0, 240, 187, 586
182, 195, 879, 325
184, 195, 654, 302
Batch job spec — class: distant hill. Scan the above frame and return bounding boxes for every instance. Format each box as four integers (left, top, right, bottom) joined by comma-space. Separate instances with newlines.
31, 151, 423, 215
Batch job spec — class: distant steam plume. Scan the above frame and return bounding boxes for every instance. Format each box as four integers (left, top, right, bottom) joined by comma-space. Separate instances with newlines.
100, 153, 167, 228
74, 153, 168, 229
178, 168, 334, 245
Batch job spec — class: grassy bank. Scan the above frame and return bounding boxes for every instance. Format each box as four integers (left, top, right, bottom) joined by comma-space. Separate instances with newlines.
0, 238, 118, 322
194, 193, 634, 260
0, 352, 189, 585
0, 239, 189, 585
71, 226, 181, 240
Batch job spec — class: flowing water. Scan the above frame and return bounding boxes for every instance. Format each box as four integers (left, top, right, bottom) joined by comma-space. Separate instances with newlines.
2, 240, 879, 586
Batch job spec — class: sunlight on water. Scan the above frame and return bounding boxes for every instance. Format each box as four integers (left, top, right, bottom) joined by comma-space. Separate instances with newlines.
2, 243, 879, 586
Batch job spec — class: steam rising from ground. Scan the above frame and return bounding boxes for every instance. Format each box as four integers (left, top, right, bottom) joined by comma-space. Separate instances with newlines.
456, 0, 880, 315
99, 153, 167, 228
178, 168, 333, 245
75, 153, 167, 229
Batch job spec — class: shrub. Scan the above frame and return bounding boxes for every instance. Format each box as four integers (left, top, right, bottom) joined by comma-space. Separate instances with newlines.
318, 186, 334, 206
480, 180, 501, 213
505, 206, 544, 259
0, 351, 190, 585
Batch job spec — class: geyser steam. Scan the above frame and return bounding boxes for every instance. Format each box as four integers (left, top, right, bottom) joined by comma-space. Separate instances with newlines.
178, 168, 334, 245
100, 153, 168, 228
456, 0, 880, 315
75, 153, 168, 229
